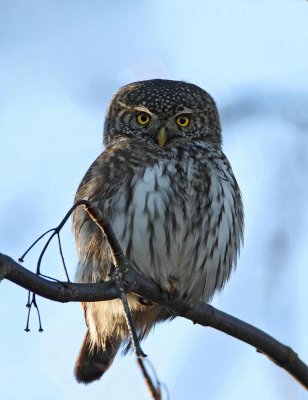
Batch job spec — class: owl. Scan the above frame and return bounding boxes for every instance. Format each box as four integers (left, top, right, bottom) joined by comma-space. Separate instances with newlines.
72, 79, 244, 384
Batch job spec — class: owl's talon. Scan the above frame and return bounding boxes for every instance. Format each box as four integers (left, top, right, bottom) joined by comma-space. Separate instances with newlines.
110, 265, 134, 288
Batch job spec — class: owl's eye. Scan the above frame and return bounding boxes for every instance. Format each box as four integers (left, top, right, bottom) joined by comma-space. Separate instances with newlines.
176, 115, 190, 127
137, 113, 151, 125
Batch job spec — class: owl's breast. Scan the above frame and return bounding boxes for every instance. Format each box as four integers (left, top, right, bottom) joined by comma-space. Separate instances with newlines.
109, 158, 203, 290
76, 145, 242, 305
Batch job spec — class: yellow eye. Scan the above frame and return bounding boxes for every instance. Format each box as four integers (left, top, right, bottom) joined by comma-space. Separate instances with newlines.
176, 115, 190, 127
137, 113, 151, 125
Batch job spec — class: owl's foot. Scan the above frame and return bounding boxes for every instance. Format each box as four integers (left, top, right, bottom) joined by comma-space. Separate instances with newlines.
109, 263, 134, 286
138, 277, 180, 306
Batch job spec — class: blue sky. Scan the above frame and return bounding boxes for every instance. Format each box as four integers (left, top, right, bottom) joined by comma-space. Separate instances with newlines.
1, 1, 308, 399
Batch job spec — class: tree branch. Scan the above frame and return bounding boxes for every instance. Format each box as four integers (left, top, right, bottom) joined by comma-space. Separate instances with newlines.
0, 252, 307, 390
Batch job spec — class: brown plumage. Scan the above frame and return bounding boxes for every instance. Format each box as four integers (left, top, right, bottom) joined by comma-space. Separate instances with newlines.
73, 79, 244, 384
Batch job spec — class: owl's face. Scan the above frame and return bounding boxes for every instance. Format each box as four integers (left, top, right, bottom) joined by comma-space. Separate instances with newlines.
104, 79, 221, 149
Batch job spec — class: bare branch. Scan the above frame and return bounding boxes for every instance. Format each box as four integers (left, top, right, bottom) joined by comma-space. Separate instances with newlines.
0, 252, 307, 390
0, 253, 120, 302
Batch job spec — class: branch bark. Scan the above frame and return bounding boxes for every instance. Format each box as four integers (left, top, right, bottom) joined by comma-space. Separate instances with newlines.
0, 252, 307, 390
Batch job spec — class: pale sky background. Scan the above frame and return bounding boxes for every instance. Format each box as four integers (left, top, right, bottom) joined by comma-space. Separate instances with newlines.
0, 1, 308, 399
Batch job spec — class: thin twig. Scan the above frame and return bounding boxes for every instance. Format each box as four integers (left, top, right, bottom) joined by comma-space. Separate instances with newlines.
83, 202, 128, 267
56, 232, 70, 282
113, 266, 147, 357
137, 358, 161, 400
24, 292, 44, 332
19, 201, 87, 274
84, 202, 147, 358
18, 228, 55, 263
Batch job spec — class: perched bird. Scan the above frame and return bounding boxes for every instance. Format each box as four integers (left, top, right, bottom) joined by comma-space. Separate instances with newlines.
73, 79, 244, 384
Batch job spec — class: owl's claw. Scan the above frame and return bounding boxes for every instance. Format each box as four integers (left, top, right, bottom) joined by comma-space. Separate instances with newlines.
109, 263, 134, 287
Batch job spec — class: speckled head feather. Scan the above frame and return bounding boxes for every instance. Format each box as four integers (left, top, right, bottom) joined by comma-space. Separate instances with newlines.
104, 79, 221, 147
114, 79, 214, 114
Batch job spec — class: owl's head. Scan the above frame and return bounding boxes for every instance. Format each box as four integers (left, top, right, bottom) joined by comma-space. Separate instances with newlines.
103, 79, 221, 149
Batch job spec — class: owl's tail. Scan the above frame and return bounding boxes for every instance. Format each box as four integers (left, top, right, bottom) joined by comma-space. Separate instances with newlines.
74, 331, 120, 384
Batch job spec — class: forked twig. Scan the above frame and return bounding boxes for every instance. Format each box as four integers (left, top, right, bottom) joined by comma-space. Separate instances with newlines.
17, 200, 156, 394
25, 292, 43, 332
19, 201, 86, 277
18, 201, 88, 331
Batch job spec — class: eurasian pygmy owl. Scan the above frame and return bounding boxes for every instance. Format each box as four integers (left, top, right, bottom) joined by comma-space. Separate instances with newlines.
73, 79, 244, 384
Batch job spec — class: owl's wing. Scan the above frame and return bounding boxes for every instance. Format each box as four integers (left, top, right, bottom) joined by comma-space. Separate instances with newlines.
72, 148, 132, 283
72, 151, 114, 282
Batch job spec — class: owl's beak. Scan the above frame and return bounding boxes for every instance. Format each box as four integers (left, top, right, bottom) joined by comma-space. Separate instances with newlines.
157, 127, 168, 147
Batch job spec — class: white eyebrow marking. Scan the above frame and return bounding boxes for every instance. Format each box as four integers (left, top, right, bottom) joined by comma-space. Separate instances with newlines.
133, 105, 153, 115
118, 101, 153, 115
174, 107, 193, 116
118, 101, 132, 110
